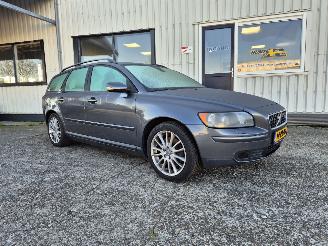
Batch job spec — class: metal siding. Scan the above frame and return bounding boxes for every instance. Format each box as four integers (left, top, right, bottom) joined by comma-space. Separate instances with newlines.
1, 0, 327, 115
56, 0, 327, 114
0, 0, 57, 114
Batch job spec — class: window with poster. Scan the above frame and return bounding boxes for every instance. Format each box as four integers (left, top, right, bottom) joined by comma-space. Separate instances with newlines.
0, 40, 46, 86
237, 17, 305, 75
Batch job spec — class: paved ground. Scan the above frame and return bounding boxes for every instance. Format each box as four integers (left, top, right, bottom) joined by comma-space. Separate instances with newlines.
0, 124, 327, 245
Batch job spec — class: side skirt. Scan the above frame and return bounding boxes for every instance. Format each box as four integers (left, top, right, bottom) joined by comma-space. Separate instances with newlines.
66, 131, 144, 155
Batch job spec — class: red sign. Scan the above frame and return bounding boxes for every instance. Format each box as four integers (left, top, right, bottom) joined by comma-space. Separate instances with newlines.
181, 46, 192, 54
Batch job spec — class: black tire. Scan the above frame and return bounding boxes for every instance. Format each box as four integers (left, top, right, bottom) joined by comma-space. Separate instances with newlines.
147, 121, 201, 182
47, 113, 71, 147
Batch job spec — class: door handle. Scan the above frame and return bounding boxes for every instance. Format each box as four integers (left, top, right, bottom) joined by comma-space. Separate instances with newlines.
230, 67, 234, 78
87, 97, 97, 104
57, 97, 64, 103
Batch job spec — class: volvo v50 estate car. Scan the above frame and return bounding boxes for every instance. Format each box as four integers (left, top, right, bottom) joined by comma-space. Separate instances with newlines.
43, 59, 287, 182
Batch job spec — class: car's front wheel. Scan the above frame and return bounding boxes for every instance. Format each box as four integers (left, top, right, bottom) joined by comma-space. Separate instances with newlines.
147, 122, 201, 182
47, 113, 70, 147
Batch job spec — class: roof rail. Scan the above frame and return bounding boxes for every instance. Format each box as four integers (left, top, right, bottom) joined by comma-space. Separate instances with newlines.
61, 58, 115, 72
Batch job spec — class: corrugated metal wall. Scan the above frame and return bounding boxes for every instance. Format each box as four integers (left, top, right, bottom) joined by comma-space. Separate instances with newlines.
58, 0, 328, 114
0, 0, 58, 114
1, 0, 327, 115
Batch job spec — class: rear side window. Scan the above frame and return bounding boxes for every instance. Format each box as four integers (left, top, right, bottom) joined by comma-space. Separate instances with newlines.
90, 66, 128, 92
48, 73, 67, 92
65, 67, 89, 92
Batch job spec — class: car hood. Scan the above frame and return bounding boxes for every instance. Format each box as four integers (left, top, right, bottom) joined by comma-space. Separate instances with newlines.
151, 87, 279, 111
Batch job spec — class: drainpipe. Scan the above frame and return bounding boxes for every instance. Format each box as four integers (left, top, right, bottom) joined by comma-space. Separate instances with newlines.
54, 0, 63, 71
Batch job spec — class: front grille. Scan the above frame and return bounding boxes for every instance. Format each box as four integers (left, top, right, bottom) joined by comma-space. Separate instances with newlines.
269, 111, 287, 128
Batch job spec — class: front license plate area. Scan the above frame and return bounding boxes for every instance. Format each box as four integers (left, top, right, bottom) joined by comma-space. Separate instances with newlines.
274, 127, 288, 143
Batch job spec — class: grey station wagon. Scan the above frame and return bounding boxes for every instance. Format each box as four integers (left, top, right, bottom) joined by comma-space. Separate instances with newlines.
43, 59, 287, 182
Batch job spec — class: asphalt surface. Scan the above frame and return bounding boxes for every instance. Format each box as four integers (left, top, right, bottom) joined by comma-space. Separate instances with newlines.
0, 124, 327, 245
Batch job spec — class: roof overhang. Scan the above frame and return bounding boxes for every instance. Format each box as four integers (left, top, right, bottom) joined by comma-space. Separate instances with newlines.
0, 0, 56, 25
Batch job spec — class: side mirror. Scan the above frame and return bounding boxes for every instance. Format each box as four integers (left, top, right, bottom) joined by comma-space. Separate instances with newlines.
106, 83, 129, 93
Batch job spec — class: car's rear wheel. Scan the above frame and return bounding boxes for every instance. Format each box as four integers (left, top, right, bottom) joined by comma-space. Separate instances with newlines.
47, 113, 70, 147
147, 122, 201, 182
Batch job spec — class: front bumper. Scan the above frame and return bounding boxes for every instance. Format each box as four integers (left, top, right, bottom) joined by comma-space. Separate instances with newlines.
186, 124, 286, 168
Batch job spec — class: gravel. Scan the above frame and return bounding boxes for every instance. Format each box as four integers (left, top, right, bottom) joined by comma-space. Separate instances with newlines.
0, 124, 327, 245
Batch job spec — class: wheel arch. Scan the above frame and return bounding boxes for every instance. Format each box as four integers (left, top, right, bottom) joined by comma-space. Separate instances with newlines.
45, 110, 57, 124
142, 117, 201, 164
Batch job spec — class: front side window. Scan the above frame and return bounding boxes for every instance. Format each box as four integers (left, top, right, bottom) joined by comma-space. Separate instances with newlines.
126, 65, 202, 90
48, 73, 68, 92
238, 18, 303, 74
75, 30, 154, 64
65, 67, 88, 92
0, 41, 46, 85
90, 66, 127, 91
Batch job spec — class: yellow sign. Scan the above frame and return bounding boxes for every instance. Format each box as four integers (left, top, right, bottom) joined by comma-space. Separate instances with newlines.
237, 59, 301, 73
274, 127, 288, 143
265, 48, 287, 57
250, 48, 287, 58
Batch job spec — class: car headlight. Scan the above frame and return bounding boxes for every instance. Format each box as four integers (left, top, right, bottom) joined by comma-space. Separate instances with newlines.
198, 112, 254, 128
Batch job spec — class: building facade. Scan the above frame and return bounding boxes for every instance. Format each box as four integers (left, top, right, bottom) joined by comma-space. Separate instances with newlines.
0, 0, 327, 124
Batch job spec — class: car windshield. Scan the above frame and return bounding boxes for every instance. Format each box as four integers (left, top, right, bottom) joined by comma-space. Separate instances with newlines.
125, 65, 203, 90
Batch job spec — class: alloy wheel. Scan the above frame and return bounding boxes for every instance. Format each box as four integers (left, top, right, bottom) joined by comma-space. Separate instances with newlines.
48, 116, 61, 144
150, 130, 186, 176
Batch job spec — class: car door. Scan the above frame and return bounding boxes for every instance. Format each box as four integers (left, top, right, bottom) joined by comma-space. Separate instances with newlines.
84, 65, 138, 147
59, 66, 90, 134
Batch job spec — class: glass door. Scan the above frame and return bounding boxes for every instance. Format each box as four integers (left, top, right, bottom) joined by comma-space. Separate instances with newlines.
202, 24, 234, 90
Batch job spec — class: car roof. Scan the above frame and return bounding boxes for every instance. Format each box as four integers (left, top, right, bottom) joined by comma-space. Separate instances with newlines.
60, 59, 164, 73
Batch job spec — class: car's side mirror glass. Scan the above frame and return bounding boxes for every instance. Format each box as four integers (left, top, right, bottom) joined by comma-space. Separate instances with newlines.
106, 82, 129, 93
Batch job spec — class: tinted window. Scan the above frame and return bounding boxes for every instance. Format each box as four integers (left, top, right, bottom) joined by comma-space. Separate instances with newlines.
48, 73, 67, 92
126, 65, 202, 90
238, 19, 303, 73
65, 67, 88, 92
90, 66, 127, 91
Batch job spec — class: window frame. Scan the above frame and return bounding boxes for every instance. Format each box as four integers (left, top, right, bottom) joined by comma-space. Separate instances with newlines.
73, 29, 156, 65
0, 40, 47, 87
236, 15, 306, 76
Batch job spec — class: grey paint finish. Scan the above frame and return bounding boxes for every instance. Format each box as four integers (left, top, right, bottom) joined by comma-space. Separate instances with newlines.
43, 62, 286, 167
83, 91, 138, 145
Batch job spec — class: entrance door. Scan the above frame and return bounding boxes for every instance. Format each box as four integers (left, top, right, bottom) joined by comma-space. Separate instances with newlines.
202, 24, 234, 90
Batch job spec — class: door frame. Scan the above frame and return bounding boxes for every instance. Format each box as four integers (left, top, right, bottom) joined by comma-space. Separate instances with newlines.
201, 23, 235, 90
